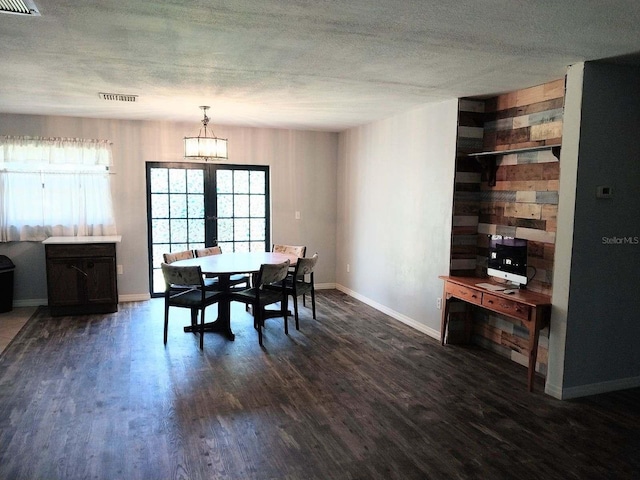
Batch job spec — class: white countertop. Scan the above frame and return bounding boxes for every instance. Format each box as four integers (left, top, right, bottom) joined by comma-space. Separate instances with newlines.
42, 235, 122, 244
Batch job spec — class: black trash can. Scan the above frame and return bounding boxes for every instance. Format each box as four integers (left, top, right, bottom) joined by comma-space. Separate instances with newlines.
0, 255, 15, 313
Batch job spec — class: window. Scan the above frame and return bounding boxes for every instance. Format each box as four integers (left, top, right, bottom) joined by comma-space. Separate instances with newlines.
146, 163, 270, 295
0, 136, 116, 242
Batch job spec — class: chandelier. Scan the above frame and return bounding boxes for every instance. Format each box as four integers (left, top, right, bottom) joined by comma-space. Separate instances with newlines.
184, 106, 228, 160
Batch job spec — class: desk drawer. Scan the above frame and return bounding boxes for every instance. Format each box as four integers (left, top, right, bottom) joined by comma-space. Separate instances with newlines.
482, 293, 530, 321
447, 283, 482, 305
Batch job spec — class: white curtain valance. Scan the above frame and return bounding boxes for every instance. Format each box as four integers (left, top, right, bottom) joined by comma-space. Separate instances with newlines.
0, 135, 116, 242
0, 136, 112, 166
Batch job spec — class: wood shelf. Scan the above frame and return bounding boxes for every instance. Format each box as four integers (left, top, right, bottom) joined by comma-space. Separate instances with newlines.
468, 144, 561, 186
467, 143, 561, 158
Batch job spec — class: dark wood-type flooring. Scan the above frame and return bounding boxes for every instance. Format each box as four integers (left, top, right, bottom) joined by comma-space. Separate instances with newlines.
0, 290, 638, 479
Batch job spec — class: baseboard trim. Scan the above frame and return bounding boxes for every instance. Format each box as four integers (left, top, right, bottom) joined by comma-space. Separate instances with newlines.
335, 284, 440, 341
557, 375, 640, 400
14, 288, 326, 308
119, 294, 152, 303
544, 382, 563, 399
14, 293, 153, 307
13, 299, 48, 308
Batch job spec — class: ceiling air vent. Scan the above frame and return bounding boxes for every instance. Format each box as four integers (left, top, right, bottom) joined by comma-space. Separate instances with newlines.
99, 93, 139, 102
0, 0, 40, 15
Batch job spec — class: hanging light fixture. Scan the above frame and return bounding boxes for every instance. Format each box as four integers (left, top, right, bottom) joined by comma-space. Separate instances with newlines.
184, 105, 228, 160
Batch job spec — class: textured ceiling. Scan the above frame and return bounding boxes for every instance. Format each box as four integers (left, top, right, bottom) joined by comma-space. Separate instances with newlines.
2, 1, 640, 132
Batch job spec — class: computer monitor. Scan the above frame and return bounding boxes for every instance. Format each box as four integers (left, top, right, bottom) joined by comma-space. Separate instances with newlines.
487, 235, 528, 287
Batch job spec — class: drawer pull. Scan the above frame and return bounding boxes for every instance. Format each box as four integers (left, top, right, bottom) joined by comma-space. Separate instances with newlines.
69, 264, 88, 277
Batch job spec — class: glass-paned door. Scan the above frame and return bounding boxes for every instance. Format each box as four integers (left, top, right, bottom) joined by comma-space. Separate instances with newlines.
146, 162, 269, 295
216, 168, 267, 253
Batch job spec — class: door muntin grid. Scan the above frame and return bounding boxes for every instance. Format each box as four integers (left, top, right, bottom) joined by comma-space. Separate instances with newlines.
215, 168, 268, 254
146, 163, 269, 295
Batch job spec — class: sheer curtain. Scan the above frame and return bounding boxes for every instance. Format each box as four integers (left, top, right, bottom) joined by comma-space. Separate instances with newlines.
0, 136, 117, 242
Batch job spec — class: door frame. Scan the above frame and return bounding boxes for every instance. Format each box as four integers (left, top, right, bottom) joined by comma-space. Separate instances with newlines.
145, 162, 271, 296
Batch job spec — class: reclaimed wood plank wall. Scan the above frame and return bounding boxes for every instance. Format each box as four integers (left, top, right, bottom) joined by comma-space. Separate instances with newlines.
446, 100, 484, 342
450, 99, 484, 277
450, 78, 565, 373
477, 78, 564, 296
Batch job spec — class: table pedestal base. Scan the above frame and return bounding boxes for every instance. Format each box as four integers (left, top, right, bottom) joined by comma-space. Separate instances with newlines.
183, 297, 235, 341
184, 319, 235, 341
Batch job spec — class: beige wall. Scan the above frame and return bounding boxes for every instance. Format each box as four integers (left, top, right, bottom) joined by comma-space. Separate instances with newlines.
0, 114, 338, 304
336, 100, 458, 336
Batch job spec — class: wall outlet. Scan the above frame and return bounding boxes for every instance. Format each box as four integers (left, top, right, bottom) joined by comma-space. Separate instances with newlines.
346, 263, 350, 273
117, 264, 124, 275
295, 211, 301, 220
437, 297, 442, 310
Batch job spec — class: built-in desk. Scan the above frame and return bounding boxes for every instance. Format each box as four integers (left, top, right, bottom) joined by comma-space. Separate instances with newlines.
439, 276, 551, 392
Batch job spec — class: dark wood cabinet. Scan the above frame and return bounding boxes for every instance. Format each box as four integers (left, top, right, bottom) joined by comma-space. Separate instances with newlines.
44, 240, 119, 316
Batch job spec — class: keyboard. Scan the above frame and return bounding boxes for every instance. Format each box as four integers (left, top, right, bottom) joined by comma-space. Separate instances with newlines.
475, 282, 506, 292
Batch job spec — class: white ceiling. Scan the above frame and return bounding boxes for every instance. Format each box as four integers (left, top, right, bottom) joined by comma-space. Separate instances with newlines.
2, 1, 640, 132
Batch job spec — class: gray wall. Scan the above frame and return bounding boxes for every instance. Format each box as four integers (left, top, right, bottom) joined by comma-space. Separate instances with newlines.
6, 76, 637, 400
0, 114, 338, 304
336, 100, 458, 336
563, 62, 640, 395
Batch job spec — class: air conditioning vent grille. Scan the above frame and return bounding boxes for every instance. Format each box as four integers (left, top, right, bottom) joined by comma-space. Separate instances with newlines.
0, 0, 40, 15
99, 93, 139, 102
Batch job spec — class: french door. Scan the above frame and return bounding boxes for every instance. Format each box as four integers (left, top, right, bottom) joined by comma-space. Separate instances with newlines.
146, 162, 270, 295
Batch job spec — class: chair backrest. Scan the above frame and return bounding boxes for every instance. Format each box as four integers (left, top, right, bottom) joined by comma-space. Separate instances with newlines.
160, 263, 203, 289
273, 244, 306, 258
194, 246, 222, 258
257, 260, 290, 288
295, 253, 318, 278
163, 250, 194, 264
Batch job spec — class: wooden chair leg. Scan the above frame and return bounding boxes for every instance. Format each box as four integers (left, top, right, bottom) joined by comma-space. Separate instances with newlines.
164, 303, 170, 345
199, 308, 205, 350
311, 287, 316, 319
284, 301, 289, 335
190, 308, 198, 328
257, 309, 264, 347
253, 301, 258, 330
293, 293, 300, 330
283, 292, 288, 334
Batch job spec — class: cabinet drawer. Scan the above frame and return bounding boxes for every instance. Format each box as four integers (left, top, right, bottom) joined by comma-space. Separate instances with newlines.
446, 283, 482, 305
46, 243, 116, 258
482, 293, 531, 321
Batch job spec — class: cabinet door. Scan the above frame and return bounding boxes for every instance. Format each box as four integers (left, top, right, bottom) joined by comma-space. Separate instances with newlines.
47, 259, 82, 306
85, 257, 117, 304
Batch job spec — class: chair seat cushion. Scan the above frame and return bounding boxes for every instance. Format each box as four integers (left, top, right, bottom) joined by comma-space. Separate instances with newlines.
281, 278, 313, 295
169, 289, 222, 308
230, 287, 284, 307
229, 274, 250, 285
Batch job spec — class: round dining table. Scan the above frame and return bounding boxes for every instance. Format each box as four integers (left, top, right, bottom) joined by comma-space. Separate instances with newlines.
171, 251, 298, 341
